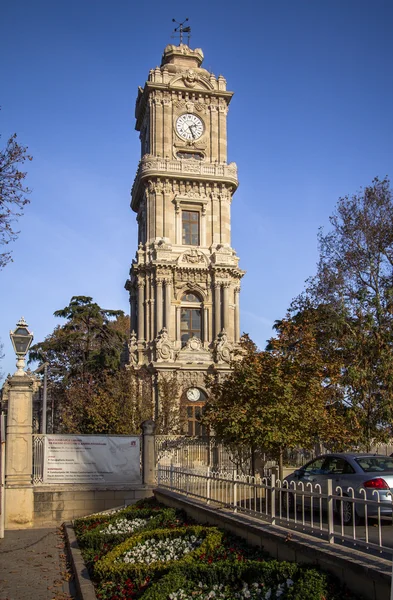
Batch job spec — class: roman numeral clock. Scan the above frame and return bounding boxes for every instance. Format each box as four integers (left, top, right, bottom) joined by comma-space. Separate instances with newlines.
125, 42, 244, 435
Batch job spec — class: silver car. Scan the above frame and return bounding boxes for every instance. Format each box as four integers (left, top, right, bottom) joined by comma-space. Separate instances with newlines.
283, 453, 393, 524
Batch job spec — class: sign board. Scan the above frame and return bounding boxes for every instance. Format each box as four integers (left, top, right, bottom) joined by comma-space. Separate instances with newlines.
43, 435, 141, 484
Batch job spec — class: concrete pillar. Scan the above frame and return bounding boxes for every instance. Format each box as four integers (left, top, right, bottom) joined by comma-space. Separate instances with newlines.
156, 280, 163, 334
5, 373, 34, 529
214, 283, 221, 339
141, 420, 156, 486
137, 280, 145, 341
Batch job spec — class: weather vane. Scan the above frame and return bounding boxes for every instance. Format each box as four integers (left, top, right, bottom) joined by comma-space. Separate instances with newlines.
171, 18, 191, 45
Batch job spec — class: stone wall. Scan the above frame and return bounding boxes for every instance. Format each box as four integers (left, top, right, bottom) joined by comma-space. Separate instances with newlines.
34, 485, 154, 527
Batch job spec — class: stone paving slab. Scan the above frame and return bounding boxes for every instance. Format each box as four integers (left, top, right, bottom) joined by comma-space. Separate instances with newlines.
0, 527, 76, 600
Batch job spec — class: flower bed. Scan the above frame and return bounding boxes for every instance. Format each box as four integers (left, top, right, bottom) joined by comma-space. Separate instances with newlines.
74, 497, 360, 600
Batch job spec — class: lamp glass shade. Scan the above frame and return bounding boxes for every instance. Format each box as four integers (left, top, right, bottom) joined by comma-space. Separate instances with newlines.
10, 327, 33, 356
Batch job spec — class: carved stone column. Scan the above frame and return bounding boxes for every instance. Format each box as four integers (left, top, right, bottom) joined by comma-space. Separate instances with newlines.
203, 308, 208, 344
223, 282, 230, 334
165, 277, 173, 337
137, 279, 145, 342
214, 283, 221, 339
130, 288, 137, 333
175, 199, 181, 245
234, 286, 240, 342
156, 279, 163, 334
5, 373, 34, 528
201, 204, 207, 247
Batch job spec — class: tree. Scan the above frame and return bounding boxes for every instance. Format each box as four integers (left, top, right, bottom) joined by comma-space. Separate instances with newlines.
297, 177, 393, 449
0, 131, 32, 268
60, 368, 153, 434
29, 296, 128, 385
203, 324, 352, 479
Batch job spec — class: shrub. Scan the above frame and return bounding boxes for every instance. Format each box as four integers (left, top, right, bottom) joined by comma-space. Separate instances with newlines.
94, 526, 223, 583
77, 508, 181, 551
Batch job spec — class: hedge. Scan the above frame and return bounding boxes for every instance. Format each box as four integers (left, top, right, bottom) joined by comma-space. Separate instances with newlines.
94, 525, 223, 583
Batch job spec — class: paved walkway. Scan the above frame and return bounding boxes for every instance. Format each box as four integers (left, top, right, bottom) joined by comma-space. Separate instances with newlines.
0, 527, 76, 600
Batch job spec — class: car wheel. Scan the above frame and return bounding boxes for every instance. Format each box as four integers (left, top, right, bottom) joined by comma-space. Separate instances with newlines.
336, 498, 361, 525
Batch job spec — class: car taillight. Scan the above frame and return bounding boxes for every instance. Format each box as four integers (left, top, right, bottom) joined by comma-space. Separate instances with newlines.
363, 478, 390, 490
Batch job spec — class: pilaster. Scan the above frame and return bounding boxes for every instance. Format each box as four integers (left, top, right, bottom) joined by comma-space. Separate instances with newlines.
5, 373, 34, 529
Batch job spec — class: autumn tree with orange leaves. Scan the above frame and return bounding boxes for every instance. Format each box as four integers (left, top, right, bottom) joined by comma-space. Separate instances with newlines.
203, 316, 354, 479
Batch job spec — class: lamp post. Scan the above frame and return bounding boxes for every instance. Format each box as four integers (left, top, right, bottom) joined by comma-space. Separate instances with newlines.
9, 317, 34, 376
5, 317, 35, 528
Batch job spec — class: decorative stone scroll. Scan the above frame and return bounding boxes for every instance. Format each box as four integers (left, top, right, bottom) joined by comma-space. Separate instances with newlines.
155, 327, 175, 362
215, 329, 233, 364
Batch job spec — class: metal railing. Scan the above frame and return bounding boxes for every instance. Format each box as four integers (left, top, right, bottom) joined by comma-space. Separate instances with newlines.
33, 434, 45, 484
157, 464, 393, 557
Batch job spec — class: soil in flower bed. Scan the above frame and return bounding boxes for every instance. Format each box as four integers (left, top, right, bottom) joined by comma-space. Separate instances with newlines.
74, 497, 362, 600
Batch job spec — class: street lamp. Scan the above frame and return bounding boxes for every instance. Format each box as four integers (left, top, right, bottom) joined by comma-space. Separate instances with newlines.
10, 317, 34, 376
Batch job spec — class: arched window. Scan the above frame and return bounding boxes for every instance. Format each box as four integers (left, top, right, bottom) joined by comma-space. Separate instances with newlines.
180, 292, 202, 346
183, 388, 208, 437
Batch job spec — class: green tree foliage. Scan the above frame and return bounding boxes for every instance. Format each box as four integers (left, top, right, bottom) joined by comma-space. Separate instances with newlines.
203, 322, 352, 477
29, 296, 128, 384
60, 368, 153, 435
295, 177, 393, 449
0, 131, 32, 268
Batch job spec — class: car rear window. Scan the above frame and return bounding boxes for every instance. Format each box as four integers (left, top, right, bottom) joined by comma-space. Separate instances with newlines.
354, 457, 393, 472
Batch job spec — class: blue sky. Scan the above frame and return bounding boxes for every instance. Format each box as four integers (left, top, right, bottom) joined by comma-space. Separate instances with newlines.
1, 0, 392, 380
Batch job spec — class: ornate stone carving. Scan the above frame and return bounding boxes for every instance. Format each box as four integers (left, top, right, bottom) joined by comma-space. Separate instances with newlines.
155, 327, 175, 362
177, 336, 213, 364
215, 329, 233, 364
180, 249, 206, 265
128, 331, 138, 366
184, 336, 202, 351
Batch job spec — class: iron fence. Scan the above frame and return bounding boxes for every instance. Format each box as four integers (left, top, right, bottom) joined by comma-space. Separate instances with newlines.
33, 434, 45, 484
157, 464, 393, 558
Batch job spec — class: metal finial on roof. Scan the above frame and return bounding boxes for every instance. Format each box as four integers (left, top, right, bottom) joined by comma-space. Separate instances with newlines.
171, 18, 191, 45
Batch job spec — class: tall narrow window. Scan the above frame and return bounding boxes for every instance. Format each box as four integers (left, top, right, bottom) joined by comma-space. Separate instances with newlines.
180, 291, 202, 347
187, 405, 207, 436
180, 308, 201, 346
182, 210, 199, 246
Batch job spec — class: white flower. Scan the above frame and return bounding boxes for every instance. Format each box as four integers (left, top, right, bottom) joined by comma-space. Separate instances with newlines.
286, 579, 294, 587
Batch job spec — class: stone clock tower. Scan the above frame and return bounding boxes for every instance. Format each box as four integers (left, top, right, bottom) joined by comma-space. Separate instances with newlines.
125, 43, 244, 434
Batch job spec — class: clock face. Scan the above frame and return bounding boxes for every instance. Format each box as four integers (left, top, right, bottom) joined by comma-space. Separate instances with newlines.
176, 114, 204, 141
186, 387, 201, 402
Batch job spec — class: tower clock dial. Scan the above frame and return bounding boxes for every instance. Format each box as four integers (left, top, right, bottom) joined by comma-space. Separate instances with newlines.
176, 114, 204, 141
186, 387, 201, 401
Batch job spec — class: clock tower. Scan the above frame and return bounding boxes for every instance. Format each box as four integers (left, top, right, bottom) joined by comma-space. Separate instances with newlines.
125, 43, 244, 434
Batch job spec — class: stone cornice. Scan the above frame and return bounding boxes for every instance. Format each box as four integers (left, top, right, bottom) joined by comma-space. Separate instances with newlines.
135, 82, 234, 130
131, 157, 238, 212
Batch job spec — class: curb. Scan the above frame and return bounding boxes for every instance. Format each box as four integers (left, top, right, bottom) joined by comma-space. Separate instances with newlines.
64, 521, 97, 600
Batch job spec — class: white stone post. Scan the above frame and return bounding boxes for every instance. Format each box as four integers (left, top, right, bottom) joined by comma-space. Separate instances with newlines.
141, 420, 156, 486
5, 373, 35, 529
